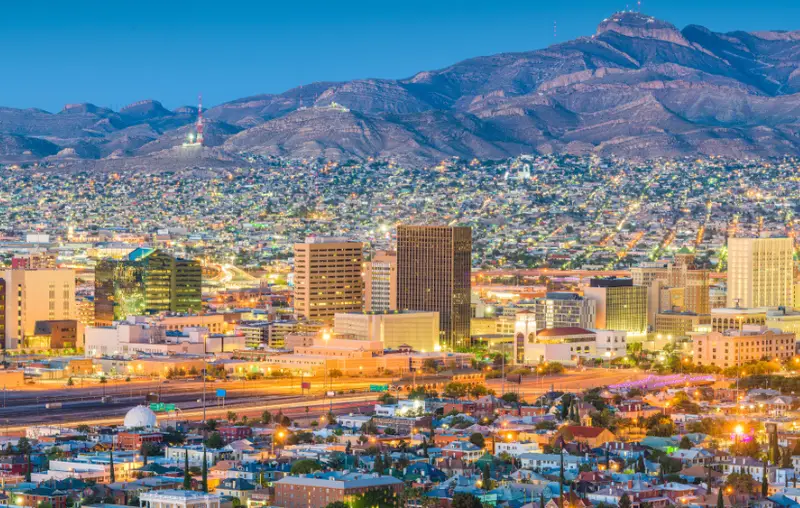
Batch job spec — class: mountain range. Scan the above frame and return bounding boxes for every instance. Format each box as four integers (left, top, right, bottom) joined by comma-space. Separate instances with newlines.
4, 11, 800, 167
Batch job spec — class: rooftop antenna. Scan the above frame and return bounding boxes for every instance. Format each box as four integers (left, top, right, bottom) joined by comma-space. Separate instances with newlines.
638, 0, 642, 12
196, 94, 204, 146
554, 20, 557, 39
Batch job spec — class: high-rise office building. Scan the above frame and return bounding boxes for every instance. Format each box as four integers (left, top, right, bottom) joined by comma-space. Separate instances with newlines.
3, 268, 77, 349
95, 248, 202, 326
397, 225, 472, 348
669, 249, 710, 314
363, 251, 397, 312
584, 277, 648, 339
293, 237, 364, 325
727, 237, 794, 309
532, 292, 596, 330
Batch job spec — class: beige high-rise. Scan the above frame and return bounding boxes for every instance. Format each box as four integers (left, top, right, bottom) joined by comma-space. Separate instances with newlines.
397, 225, 472, 349
293, 237, 364, 325
727, 237, 794, 309
363, 251, 397, 312
3, 268, 77, 349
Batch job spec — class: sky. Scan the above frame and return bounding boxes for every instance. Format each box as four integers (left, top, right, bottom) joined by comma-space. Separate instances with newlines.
2, 0, 799, 112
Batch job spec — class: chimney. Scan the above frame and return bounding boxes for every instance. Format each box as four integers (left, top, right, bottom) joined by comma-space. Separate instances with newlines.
628, 480, 633, 488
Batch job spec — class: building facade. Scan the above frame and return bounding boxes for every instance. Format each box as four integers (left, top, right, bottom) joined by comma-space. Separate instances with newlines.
397, 225, 472, 349
532, 292, 596, 330
363, 250, 397, 313
333, 311, 439, 352
274, 474, 403, 508
94, 249, 202, 326
3, 268, 77, 349
293, 237, 364, 325
727, 237, 794, 309
584, 278, 647, 339
692, 326, 795, 369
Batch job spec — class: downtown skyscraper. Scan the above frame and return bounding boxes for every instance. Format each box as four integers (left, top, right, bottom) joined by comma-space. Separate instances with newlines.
397, 225, 472, 349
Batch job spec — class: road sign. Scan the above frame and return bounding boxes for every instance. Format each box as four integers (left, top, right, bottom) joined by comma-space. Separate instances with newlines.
216, 389, 227, 398
327, 391, 335, 397
149, 402, 177, 412
370, 384, 389, 392
301, 382, 311, 390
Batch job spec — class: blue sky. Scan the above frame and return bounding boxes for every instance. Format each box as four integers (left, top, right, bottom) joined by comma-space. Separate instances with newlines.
2, 0, 799, 112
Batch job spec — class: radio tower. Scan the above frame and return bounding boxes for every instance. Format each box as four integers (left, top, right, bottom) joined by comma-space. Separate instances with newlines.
196, 94, 204, 146
554, 20, 557, 39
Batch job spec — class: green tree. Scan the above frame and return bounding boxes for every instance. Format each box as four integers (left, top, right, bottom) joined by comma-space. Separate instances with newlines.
762, 457, 768, 497
619, 493, 632, 508
205, 432, 224, 449
291, 459, 322, 474
201, 448, 208, 493
261, 410, 272, 425
716, 487, 724, 508
325, 503, 349, 508
469, 433, 485, 449
482, 464, 491, 490
183, 451, 191, 489
109, 446, 115, 483
679, 436, 693, 449
451, 493, 483, 508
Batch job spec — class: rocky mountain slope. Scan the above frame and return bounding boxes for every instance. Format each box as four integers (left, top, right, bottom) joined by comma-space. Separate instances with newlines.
3, 12, 800, 166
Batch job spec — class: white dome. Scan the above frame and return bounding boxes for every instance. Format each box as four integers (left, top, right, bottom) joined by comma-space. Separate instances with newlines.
124, 405, 158, 429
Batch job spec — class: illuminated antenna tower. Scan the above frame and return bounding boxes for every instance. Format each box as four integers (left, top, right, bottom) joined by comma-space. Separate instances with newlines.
196, 94, 204, 146
554, 20, 557, 39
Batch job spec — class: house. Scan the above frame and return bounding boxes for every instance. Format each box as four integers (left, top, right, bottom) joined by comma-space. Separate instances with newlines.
517, 453, 586, 472
669, 448, 712, 467
17, 486, 68, 508
605, 442, 646, 461
560, 426, 615, 447
215, 478, 257, 502
441, 441, 483, 463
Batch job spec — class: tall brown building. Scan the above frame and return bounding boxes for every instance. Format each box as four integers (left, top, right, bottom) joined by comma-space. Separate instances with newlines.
668, 249, 710, 314
397, 225, 472, 349
293, 237, 364, 325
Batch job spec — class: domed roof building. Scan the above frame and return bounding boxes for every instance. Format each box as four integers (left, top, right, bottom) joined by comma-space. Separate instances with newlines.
123, 405, 157, 429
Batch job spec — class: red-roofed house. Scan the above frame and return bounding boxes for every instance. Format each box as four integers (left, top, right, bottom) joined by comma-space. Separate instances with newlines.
560, 425, 616, 447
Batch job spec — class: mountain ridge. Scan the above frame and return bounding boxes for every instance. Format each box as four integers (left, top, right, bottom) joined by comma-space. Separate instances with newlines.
3, 11, 800, 167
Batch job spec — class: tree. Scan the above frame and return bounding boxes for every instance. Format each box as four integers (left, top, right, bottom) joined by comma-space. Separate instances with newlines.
261, 410, 272, 425
762, 456, 768, 497
636, 455, 646, 473
291, 459, 322, 474
109, 446, 115, 483
373, 454, 384, 473
183, 451, 191, 489
201, 448, 208, 493
226, 411, 237, 423
325, 503, 349, 508
451, 493, 483, 508
716, 487, 724, 508
482, 464, 491, 490
679, 436, 693, 449
619, 493, 632, 508
76, 424, 91, 433
328, 369, 343, 378
469, 433, 485, 449
205, 432, 224, 449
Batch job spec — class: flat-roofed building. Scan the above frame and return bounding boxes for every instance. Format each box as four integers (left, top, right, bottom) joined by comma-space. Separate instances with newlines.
3, 268, 76, 349
293, 237, 364, 325
584, 278, 647, 339
140, 489, 222, 508
727, 237, 794, 309
532, 292, 596, 330
274, 473, 403, 508
363, 251, 397, 313
654, 312, 711, 340
333, 310, 439, 352
397, 225, 472, 349
522, 327, 626, 365
710, 307, 767, 333
693, 326, 795, 368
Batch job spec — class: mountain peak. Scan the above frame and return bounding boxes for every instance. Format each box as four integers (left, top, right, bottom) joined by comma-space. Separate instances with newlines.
597, 11, 690, 46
